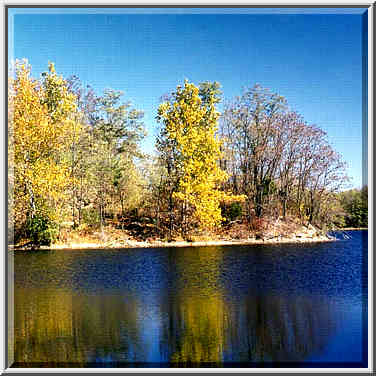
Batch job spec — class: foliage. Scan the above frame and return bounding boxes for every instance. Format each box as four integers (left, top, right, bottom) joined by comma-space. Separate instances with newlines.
221, 84, 348, 225
25, 213, 58, 246
338, 187, 368, 228
157, 80, 245, 231
9, 59, 354, 245
221, 84, 287, 218
221, 201, 243, 222
65, 77, 147, 228
9, 60, 147, 245
81, 207, 101, 227
9, 60, 80, 245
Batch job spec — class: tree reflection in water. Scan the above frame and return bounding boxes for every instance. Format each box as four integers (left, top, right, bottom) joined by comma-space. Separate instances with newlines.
13, 244, 355, 367
223, 294, 336, 363
166, 246, 337, 365
168, 246, 228, 363
14, 288, 142, 365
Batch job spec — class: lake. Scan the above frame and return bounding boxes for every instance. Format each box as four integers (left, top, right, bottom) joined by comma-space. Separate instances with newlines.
10, 230, 368, 368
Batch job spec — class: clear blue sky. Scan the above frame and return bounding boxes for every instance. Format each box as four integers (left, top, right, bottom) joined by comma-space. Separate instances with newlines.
8, 7, 368, 188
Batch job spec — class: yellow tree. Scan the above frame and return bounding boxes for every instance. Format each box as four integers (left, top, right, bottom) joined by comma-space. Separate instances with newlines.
157, 80, 244, 232
9, 60, 80, 244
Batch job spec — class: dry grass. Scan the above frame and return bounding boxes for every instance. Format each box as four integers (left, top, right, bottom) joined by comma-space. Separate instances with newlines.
45, 216, 326, 250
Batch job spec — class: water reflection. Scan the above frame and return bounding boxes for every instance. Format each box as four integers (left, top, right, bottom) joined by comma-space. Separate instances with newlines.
225, 294, 336, 363
168, 247, 228, 363
13, 231, 367, 367
14, 288, 341, 366
15, 289, 142, 364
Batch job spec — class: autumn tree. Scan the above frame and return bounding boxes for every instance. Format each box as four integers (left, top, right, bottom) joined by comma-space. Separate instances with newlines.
221, 84, 287, 218
221, 84, 348, 226
302, 143, 348, 225
157, 80, 244, 234
66, 77, 148, 230
65, 75, 98, 226
274, 112, 306, 218
9, 60, 80, 245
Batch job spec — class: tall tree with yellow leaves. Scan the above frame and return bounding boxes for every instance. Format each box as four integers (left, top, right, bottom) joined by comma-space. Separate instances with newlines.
9, 60, 80, 245
157, 80, 244, 233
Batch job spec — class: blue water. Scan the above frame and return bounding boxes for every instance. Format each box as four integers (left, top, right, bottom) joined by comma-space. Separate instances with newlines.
12, 230, 368, 367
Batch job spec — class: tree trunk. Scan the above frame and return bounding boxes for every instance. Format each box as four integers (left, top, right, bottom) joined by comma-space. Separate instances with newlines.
169, 191, 173, 240
27, 183, 36, 218
255, 185, 263, 218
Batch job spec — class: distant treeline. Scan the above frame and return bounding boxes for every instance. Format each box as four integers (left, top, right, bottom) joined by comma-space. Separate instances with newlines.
336, 186, 368, 228
8, 60, 367, 246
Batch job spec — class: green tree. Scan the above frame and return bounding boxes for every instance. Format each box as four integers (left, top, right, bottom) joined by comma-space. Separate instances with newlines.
88, 89, 146, 230
339, 187, 368, 227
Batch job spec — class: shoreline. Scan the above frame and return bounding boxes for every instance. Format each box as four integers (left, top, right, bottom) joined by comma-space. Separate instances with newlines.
10, 224, 367, 252
334, 227, 368, 231
10, 234, 335, 251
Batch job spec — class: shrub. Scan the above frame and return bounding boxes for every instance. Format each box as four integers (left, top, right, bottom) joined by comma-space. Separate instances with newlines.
82, 208, 100, 227
222, 202, 243, 222
25, 214, 58, 246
